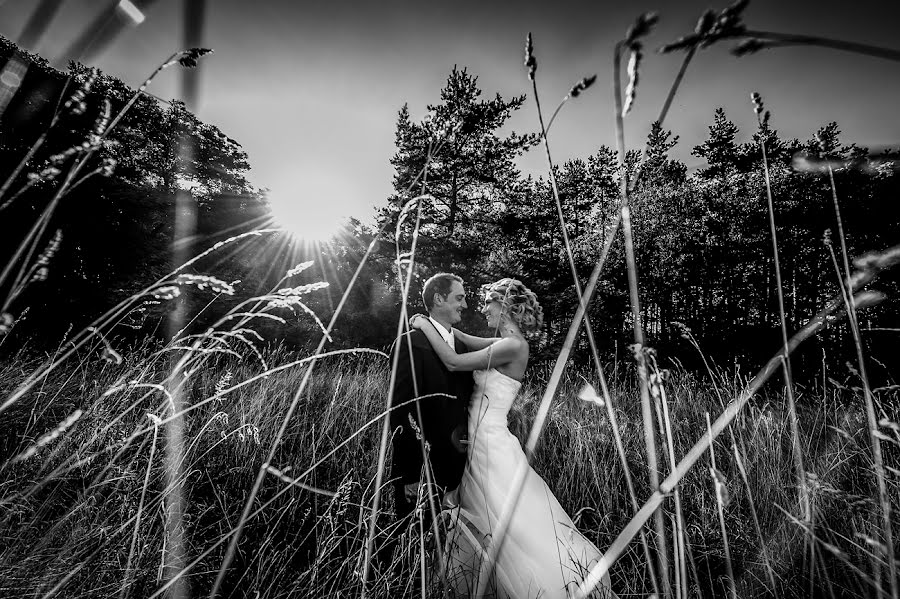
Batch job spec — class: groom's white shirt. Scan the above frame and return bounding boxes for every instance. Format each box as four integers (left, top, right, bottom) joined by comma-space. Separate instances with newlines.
428, 316, 455, 348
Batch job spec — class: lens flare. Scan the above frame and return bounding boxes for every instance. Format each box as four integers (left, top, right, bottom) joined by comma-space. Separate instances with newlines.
265, 177, 350, 243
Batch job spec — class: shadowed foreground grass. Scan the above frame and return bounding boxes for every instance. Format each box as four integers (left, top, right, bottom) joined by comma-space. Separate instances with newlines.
0, 343, 896, 598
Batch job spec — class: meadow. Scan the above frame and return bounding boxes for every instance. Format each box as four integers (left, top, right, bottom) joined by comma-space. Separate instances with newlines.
1, 342, 896, 598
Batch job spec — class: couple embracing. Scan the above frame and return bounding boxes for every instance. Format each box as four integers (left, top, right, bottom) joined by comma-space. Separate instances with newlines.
390, 273, 615, 598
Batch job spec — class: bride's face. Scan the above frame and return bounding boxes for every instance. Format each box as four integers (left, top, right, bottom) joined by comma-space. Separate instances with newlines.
481, 300, 503, 330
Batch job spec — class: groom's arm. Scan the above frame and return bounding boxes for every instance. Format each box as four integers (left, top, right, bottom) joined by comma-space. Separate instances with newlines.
388, 333, 425, 486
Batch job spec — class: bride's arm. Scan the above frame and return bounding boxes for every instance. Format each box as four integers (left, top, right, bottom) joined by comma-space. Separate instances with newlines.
412, 318, 523, 372
452, 328, 500, 351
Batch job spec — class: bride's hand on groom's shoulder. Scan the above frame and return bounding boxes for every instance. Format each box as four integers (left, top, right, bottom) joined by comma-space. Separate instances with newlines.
409, 313, 427, 330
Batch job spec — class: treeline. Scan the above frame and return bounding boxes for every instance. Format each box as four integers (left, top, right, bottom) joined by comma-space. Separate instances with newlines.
1, 41, 897, 381
0, 37, 275, 346
331, 67, 900, 380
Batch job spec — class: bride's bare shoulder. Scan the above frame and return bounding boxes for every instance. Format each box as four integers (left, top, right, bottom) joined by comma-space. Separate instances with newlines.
497, 335, 529, 354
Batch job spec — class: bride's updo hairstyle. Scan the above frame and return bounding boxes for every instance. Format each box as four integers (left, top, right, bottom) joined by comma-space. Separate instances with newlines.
481, 278, 544, 339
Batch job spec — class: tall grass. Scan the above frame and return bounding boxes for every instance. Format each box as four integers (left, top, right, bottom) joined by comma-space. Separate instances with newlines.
2, 345, 896, 598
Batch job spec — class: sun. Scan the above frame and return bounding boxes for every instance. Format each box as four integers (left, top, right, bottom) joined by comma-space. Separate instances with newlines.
265, 177, 350, 243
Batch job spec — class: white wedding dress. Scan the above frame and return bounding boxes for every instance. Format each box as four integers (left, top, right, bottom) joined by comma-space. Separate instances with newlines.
441, 368, 615, 598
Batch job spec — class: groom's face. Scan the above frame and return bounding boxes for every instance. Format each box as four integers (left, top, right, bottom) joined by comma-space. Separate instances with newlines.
435, 280, 467, 326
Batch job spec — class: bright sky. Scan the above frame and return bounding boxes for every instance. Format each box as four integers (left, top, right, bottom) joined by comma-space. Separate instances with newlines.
1, 0, 899, 237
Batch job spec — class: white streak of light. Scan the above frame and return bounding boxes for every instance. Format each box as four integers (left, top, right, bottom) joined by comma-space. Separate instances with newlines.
117, 0, 145, 25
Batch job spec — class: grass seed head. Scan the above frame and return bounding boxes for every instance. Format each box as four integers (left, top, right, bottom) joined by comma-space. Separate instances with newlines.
721, 0, 750, 21
695, 9, 716, 35
276, 282, 330, 296
150, 285, 181, 300
287, 260, 315, 277
750, 91, 764, 114
34, 230, 62, 268
93, 98, 111, 135
49, 147, 80, 166
662, 1, 747, 53
214, 371, 233, 399
176, 47, 214, 68
30, 266, 48, 283
63, 67, 98, 115
625, 12, 659, 47
173, 273, 236, 295
408, 412, 423, 440
524, 32, 537, 81
622, 45, 643, 116
13, 409, 84, 462
27, 166, 61, 183
568, 74, 597, 99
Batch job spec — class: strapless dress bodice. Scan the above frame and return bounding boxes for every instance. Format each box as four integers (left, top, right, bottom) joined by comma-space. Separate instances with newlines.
469, 368, 522, 430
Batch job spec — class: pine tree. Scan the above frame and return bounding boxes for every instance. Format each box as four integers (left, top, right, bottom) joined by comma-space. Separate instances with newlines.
379, 67, 538, 252
640, 121, 687, 186
692, 108, 741, 178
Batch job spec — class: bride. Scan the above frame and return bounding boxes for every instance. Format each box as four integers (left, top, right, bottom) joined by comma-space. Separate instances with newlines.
410, 278, 615, 599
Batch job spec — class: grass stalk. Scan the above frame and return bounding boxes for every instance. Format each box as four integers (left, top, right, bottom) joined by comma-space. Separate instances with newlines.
755, 105, 810, 519
613, 37, 670, 596
524, 35, 660, 596
741, 30, 900, 62
650, 355, 691, 599
706, 412, 738, 599
655, 47, 695, 134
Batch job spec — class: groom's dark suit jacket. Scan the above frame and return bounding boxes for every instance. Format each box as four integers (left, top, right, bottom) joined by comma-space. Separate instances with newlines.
389, 329, 474, 507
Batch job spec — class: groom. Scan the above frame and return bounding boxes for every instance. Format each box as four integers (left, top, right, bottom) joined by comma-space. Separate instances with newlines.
389, 272, 474, 524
